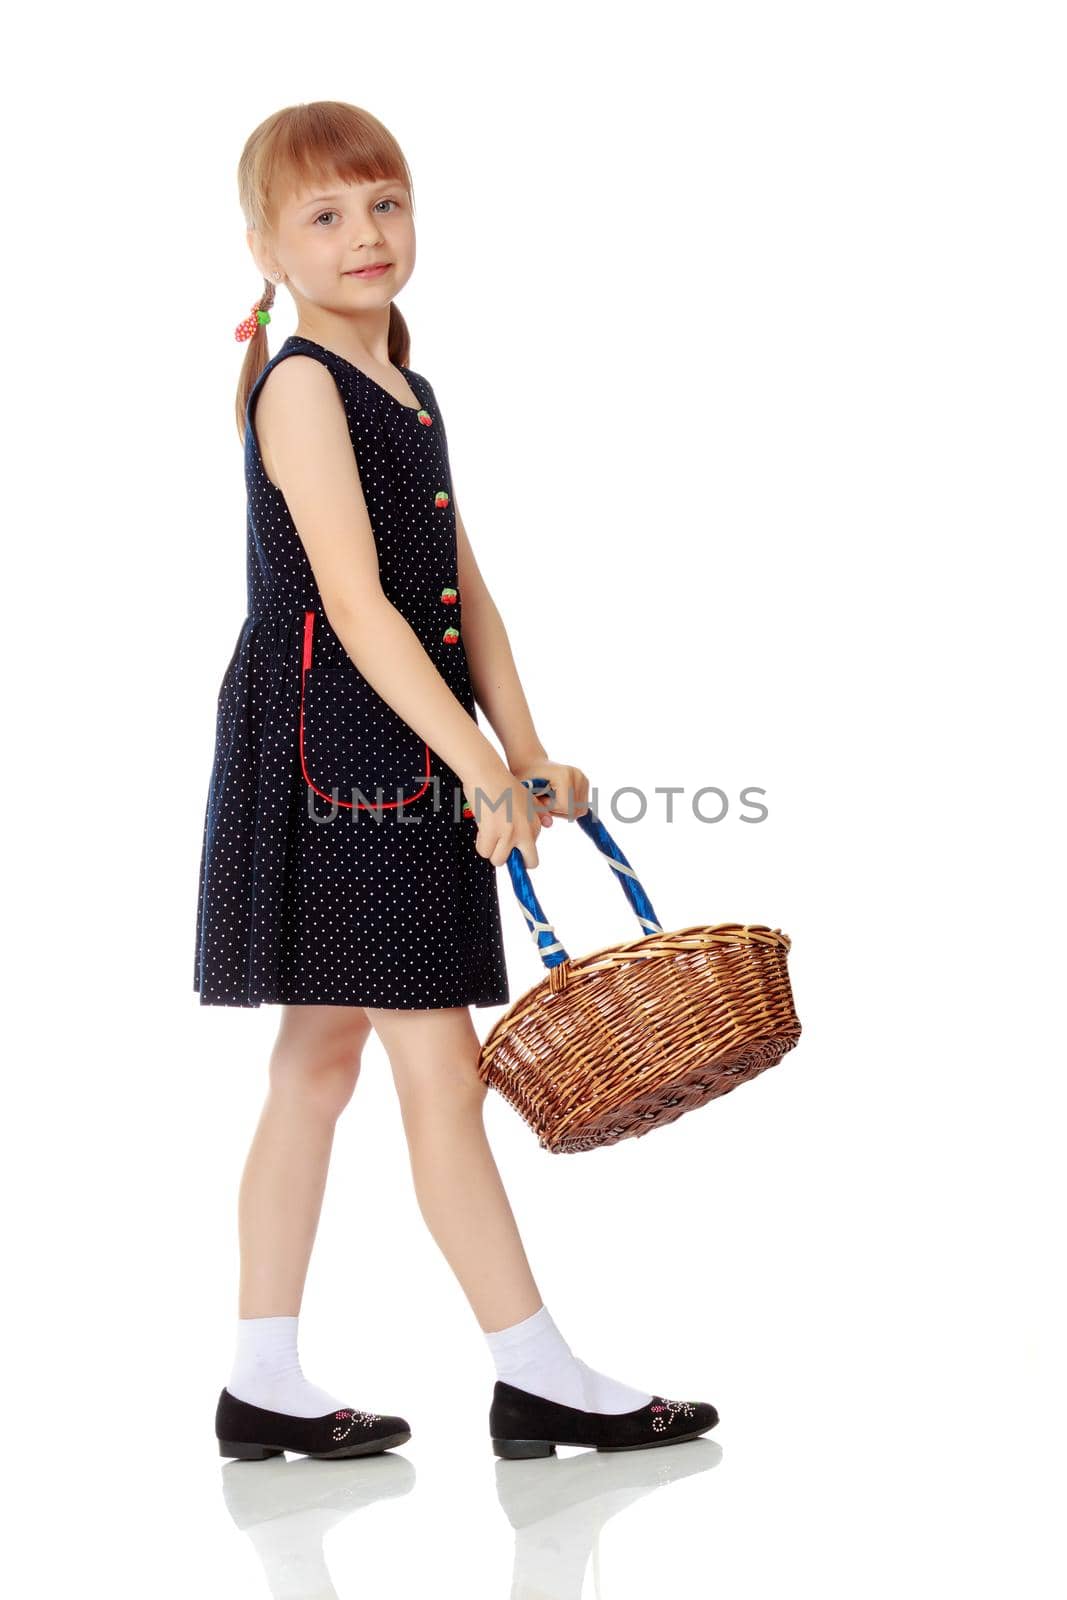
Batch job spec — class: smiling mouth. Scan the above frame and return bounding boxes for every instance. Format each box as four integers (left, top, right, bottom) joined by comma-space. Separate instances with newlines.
345, 263, 392, 276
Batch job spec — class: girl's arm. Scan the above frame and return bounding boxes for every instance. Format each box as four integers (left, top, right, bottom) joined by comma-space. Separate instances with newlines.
256, 357, 509, 793
452, 497, 549, 773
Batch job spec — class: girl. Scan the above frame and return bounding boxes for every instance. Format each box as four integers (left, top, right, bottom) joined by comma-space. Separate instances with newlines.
196, 99, 718, 1462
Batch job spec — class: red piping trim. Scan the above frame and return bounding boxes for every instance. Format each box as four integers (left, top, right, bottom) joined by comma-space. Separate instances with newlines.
299, 609, 432, 810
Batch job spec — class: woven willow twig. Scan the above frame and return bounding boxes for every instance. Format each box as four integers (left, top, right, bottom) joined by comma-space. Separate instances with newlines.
478, 922, 801, 1154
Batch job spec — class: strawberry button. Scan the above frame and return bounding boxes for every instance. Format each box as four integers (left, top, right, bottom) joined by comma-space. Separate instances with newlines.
417, 408, 433, 426
443, 626, 459, 645
435, 490, 450, 508
440, 587, 457, 605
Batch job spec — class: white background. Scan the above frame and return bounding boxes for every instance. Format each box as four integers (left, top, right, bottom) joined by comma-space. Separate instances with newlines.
5, 1, 1063, 1594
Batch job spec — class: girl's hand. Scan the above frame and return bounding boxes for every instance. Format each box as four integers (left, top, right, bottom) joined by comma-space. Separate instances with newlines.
509, 760, 592, 830
462, 760, 545, 869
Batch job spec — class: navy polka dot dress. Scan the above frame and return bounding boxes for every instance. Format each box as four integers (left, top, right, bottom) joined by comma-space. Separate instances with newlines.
193, 334, 510, 1009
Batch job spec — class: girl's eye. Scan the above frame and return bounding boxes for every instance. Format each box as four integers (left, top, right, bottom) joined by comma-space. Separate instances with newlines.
313, 198, 399, 227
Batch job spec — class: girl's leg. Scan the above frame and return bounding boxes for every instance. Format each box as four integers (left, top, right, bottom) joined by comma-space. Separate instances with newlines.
363, 1005, 541, 1332
238, 1005, 371, 1313
363, 1005, 654, 1413
226, 1004, 371, 1415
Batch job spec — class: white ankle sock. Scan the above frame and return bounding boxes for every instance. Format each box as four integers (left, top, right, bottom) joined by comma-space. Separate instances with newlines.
484, 1304, 653, 1414
227, 1315, 346, 1418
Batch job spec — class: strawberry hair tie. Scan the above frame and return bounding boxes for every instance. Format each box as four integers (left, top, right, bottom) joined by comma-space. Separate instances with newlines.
234, 275, 278, 343
234, 302, 272, 342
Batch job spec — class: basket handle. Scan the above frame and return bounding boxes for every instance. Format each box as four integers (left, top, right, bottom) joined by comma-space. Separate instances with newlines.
502, 779, 663, 969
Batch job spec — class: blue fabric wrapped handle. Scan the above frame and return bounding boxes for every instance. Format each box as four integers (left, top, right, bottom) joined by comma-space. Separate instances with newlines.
504, 778, 663, 969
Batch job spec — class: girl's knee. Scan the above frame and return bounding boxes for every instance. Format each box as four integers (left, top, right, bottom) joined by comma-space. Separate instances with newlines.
394, 1058, 488, 1122
269, 1006, 372, 1112
363, 1006, 487, 1110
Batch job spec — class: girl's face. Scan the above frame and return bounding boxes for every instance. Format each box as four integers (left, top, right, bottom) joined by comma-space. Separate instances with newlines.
252, 174, 416, 317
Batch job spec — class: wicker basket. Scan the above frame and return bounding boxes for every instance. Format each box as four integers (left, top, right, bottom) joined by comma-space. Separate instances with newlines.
477, 800, 801, 1154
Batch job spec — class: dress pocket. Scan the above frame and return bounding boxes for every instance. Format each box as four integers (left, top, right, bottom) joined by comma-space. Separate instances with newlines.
299, 610, 433, 810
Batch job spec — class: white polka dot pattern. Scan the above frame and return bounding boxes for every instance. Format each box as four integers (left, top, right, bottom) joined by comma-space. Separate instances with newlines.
193, 335, 510, 1009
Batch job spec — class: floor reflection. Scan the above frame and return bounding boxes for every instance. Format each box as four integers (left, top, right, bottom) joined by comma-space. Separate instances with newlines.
219, 1436, 720, 1598
495, 1438, 722, 1599
220, 1451, 414, 1599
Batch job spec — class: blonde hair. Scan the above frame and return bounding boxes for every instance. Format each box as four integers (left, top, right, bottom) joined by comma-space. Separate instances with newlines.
234, 100, 416, 442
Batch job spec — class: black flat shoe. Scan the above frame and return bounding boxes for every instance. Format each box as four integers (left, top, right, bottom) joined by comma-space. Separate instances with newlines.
216, 1388, 412, 1460
489, 1380, 719, 1459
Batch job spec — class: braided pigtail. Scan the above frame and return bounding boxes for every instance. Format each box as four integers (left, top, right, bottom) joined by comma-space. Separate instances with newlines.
234, 274, 279, 443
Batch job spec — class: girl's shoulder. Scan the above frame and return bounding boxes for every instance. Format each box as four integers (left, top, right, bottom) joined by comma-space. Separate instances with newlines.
246, 341, 443, 487
274, 335, 434, 414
